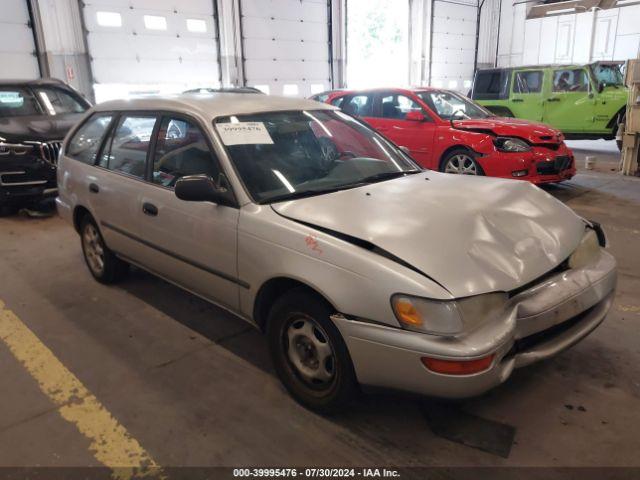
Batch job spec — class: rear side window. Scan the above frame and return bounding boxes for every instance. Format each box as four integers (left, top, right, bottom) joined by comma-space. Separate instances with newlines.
152, 117, 221, 188
67, 114, 113, 165
514, 70, 543, 94
330, 96, 346, 108
100, 115, 157, 179
472, 70, 509, 100
552, 69, 589, 92
341, 94, 373, 117
379, 94, 423, 120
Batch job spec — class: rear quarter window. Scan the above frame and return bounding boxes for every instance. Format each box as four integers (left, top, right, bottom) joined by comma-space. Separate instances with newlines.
67, 114, 114, 165
472, 70, 510, 100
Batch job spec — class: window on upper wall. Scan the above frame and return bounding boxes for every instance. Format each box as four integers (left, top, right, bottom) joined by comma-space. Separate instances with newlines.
552, 69, 589, 92
96, 11, 122, 28
283, 84, 299, 96
152, 117, 221, 188
514, 70, 543, 94
144, 15, 167, 31
186, 19, 207, 33
100, 116, 157, 179
67, 114, 113, 165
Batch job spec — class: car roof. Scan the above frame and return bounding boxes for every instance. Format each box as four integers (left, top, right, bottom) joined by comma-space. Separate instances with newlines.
477, 61, 623, 73
329, 87, 446, 97
93, 93, 336, 118
0, 78, 71, 87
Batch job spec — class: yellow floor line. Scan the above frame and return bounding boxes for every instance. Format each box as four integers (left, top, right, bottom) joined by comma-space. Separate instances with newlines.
0, 300, 164, 480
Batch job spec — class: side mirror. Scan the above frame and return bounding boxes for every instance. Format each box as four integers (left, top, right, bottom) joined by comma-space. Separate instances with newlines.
405, 110, 426, 122
597, 82, 604, 93
175, 174, 235, 206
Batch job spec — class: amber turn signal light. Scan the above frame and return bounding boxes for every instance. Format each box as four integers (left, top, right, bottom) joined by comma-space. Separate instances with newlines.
421, 354, 495, 375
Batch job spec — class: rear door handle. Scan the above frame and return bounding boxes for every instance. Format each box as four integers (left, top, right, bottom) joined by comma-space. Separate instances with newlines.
511, 98, 524, 102
89, 183, 99, 194
142, 202, 158, 216
547, 98, 561, 102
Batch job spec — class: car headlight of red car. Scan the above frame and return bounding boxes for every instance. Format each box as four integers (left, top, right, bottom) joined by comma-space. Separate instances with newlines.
493, 137, 531, 152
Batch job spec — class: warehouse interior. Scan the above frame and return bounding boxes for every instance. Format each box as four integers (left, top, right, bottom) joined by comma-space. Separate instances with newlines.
1, 0, 640, 478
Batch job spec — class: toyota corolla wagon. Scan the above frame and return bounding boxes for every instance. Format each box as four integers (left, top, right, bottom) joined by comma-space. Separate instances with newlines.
57, 94, 617, 412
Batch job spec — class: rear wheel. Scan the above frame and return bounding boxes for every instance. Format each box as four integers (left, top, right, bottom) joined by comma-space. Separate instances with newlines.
267, 288, 358, 413
80, 216, 128, 284
440, 149, 484, 176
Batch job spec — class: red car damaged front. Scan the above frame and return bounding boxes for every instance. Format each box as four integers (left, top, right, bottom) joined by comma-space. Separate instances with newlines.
451, 117, 576, 184
321, 88, 576, 185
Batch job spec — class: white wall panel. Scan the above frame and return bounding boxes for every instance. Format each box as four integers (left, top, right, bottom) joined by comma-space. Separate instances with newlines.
82, 0, 220, 100
492, 2, 640, 68
240, 0, 330, 97
430, 0, 477, 92
0, 0, 39, 79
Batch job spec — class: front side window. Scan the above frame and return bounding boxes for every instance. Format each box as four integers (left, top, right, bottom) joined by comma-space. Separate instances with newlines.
552, 69, 589, 92
591, 63, 623, 87
379, 94, 423, 120
0, 88, 41, 117
152, 117, 221, 188
341, 94, 373, 117
215, 110, 419, 204
34, 87, 87, 115
416, 91, 491, 120
67, 114, 113, 164
513, 70, 543, 94
101, 115, 157, 179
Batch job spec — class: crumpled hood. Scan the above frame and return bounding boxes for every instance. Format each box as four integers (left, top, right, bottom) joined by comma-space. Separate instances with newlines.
272, 172, 585, 298
0, 113, 84, 143
453, 117, 562, 144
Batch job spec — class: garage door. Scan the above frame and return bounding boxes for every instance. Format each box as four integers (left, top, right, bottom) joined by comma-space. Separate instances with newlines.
82, 0, 220, 102
431, 0, 477, 93
240, 0, 331, 97
0, 0, 40, 80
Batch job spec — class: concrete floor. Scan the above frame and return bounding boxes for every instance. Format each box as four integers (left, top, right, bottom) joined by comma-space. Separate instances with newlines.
1, 142, 639, 469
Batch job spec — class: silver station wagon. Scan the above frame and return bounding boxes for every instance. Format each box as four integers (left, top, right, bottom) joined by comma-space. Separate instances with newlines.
57, 94, 617, 412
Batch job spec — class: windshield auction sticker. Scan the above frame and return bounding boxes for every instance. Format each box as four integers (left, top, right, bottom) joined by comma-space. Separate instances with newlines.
217, 122, 274, 145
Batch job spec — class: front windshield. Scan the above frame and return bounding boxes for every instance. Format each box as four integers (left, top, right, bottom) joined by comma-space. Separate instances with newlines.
591, 63, 624, 86
416, 90, 491, 120
215, 110, 420, 204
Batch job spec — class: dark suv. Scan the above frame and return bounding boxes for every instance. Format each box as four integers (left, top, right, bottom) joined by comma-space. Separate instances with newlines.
0, 78, 91, 212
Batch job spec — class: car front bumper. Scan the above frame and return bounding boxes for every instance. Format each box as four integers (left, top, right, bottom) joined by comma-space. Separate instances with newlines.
479, 144, 576, 185
332, 249, 616, 398
0, 154, 57, 206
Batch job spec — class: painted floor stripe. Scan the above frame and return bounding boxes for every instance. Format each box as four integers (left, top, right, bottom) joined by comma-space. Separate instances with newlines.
0, 300, 164, 480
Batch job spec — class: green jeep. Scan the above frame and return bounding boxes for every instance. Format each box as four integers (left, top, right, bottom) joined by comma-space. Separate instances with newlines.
471, 62, 628, 147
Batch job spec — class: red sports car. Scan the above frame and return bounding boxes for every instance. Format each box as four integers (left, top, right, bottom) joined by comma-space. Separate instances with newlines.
314, 88, 575, 184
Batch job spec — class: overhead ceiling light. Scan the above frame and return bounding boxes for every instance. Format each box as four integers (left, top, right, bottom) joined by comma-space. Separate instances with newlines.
545, 7, 577, 14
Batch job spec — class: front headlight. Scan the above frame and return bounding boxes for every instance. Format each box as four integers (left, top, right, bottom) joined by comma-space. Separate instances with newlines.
391, 292, 508, 336
568, 229, 600, 269
493, 137, 531, 152
0, 142, 35, 156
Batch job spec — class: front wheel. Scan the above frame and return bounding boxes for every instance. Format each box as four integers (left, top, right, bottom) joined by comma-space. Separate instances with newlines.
267, 288, 358, 413
440, 149, 484, 176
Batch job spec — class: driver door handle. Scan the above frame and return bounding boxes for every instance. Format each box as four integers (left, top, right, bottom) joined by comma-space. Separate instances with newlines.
142, 202, 158, 217
89, 183, 99, 194
547, 98, 561, 102
511, 98, 523, 103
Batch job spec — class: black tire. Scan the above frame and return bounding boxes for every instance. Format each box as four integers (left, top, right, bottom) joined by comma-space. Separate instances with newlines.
439, 148, 484, 176
267, 287, 358, 413
80, 215, 128, 284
